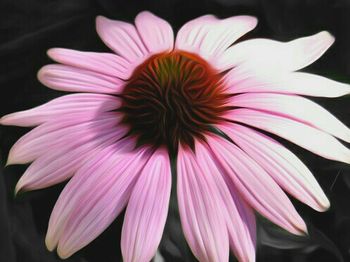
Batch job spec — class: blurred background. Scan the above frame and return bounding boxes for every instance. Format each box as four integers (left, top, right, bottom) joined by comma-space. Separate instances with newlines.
1, 0, 350, 261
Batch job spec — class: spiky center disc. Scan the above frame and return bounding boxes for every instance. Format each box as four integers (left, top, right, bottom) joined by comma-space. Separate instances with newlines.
120, 51, 228, 153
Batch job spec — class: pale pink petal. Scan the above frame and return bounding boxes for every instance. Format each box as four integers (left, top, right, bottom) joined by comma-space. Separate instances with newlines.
175, 15, 216, 56
225, 108, 350, 164
46, 142, 149, 258
7, 112, 121, 165
175, 15, 257, 61
224, 70, 350, 98
195, 141, 256, 262
0, 93, 120, 127
219, 123, 330, 211
229, 93, 350, 143
216, 31, 334, 72
177, 144, 229, 262
199, 16, 257, 58
135, 11, 174, 54
47, 48, 133, 80
121, 148, 171, 262
38, 64, 125, 94
207, 135, 307, 235
96, 16, 149, 63
15, 126, 126, 193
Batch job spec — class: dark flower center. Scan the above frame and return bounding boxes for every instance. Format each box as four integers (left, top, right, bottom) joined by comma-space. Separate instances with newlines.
120, 51, 228, 153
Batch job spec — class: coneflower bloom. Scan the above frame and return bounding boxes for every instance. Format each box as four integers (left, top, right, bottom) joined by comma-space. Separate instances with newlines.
2, 10, 350, 262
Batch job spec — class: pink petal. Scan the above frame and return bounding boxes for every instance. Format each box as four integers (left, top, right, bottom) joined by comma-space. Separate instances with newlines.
216, 31, 334, 72
15, 126, 126, 193
177, 144, 229, 262
219, 123, 330, 211
224, 70, 350, 98
38, 64, 125, 94
121, 148, 171, 262
7, 112, 121, 165
199, 16, 257, 58
0, 93, 120, 127
229, 93, 350, 143
175, 15, 257, 62
175, 15, 216, 56
135, 11, 174, 54
96, 16, 149, 63
225, 108, 350, 164
46, 142, 150, 258
194, 141, 256, 262
47, 48, 133, 80
207, 135, 307, 235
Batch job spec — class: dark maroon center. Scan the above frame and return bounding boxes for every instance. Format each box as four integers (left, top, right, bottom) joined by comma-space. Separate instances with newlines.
120, 51, 228, 153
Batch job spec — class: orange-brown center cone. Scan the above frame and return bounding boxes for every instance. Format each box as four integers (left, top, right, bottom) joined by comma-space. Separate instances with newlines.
120, 51, 229, 153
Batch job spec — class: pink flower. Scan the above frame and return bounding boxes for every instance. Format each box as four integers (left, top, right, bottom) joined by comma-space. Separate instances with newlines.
2, 10, 350, 262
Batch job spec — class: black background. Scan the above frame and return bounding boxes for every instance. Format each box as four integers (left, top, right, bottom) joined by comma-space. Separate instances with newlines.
1, 0, 350, 261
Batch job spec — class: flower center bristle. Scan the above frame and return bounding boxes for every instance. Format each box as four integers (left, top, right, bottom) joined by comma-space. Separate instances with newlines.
120, 51, 228, 153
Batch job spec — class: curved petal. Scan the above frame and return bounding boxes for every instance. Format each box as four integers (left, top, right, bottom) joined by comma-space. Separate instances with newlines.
135, 11, 174, 54
96, 16, 149, 63
219, 123, 330, 211
207, 135, 307, 235
175, 15, 257, 62
46, 142, 149, 258
229, 93, 350, 143
38, 64, 125, 94
0, 93, 120, 127
195, 141, 256, 262
177, 144, 229, 262
225, 108, 350, 164
47, 48, 133, 80
224, 70, 350, 98
216, 31, 334, 72
7, 112, 121, 165
15, 127, 126, 193
121, 148, 171, 262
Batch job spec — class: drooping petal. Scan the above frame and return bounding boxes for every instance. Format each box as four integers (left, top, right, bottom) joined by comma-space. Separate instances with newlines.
207, 135, 307, 235
47, 48, 133, 80
224, 70, 350, 98
135, 11, 174, 54
46, 142, 149, 258
229, 93, 350, 143
0, 93, 120, 127
121, 148, 171, 262
216, 31, 334, 72
7, 112, 121, 165
96, 16, 149, 63
38, 64, 125, 94
218, 123, 330, 211
15, 126, 126, 193
194, 141, 256, 262
175, 15, 257, 61
177, 144, 229, 262
225, 108, 350, 163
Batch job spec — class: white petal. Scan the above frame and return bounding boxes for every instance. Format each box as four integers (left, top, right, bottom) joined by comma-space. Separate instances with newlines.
216, 31, 334, 72
225, 108, 350, 163
229, 93, 350, 142
224, 70, 350, 98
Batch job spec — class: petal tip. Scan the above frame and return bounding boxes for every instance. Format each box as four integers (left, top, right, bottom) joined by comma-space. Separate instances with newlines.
45, 235, 57, 252
57, 245, 72, 260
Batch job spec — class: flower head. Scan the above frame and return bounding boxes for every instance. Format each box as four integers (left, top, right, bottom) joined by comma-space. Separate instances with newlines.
2, 10, 350, 262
